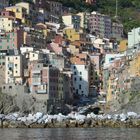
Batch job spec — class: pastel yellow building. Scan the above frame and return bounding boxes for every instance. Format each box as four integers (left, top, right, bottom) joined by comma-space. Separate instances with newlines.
5, 55, 22, 84
62, 14, 80, 30
5, 6, 27, 24
0, 17, 14, 31
119, 40, 128, 52
16, 2, 30, 14
16, 2, 34, 26
64, 28, 80, 41
69, 44, 80, 55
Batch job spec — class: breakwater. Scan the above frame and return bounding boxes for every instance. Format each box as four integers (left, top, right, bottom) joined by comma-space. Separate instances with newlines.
1, 112, 140, 128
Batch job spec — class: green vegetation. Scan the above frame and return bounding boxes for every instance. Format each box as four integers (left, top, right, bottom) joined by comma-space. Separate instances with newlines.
9, 0, 33, 5
57, 0, 140, 34
9, 0, 140, 34
96, 0, 140, 34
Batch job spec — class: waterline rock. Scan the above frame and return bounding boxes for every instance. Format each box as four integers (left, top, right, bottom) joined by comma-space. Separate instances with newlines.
1, 112, 140, 128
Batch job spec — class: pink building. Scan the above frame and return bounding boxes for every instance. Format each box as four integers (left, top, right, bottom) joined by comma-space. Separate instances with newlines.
88, 11, 111, 38
0, 28, 24, 51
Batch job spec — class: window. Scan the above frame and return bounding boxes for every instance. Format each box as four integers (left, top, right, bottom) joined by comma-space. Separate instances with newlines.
16, 9, 20, 13
80, 72, 82, 75
79, 84, 81, 89
74, 71, 76, 75
53, 87, 55, 91
9, 86, 12, 89
15, 64, 17, 67
33, 54, 35, 57
15, 57, 17, 60
80, 77, 82, 81
74, 77, 77, 81
73, 66, 76, 69
15, 71, 18, 73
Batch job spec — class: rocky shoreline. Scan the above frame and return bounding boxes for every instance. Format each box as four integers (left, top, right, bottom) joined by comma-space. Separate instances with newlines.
1, 112, 140, 128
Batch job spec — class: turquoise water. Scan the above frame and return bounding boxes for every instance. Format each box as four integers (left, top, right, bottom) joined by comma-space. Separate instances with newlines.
0, 128, 139, 140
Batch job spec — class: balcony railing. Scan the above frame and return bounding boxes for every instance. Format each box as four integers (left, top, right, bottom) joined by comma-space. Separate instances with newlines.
37, 89, 47, 94
32, 78, 41, 85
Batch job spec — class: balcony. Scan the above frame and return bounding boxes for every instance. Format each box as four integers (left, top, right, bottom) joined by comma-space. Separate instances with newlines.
32, 70, 41, 74
32, 78, 41, 85
37, 89, 47, 94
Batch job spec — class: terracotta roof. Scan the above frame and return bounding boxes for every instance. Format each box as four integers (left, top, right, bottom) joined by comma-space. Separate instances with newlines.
70, 57, 86, 65
76, 53, 87, 59
71, 41, 81, 47
70, 53, 88, 65
35, 23, 47, 29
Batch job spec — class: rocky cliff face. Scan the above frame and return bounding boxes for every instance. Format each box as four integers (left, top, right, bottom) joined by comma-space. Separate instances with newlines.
118, 93, 140, 114
107, 92, 140, 114
0, 92, 48, 114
